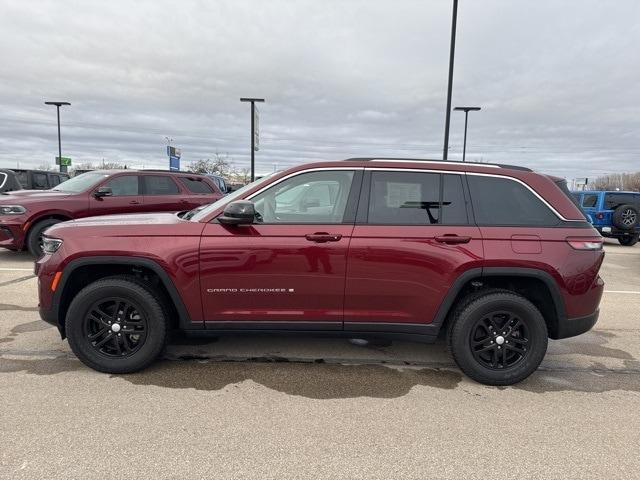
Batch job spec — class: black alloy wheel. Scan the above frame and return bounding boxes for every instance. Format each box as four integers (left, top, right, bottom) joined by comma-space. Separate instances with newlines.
66, 277, 167, 373
469, 311, 529, 370
83, 298, 148, 358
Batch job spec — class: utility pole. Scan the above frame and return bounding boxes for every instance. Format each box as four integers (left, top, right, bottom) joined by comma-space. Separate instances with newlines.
44, 101, 71, 173
240, 97, 265, 181
454, 106, 481, 161
442, 0, 458, 161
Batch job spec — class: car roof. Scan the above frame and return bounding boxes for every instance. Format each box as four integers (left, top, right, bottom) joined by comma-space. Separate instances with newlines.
577, 190, 640, 195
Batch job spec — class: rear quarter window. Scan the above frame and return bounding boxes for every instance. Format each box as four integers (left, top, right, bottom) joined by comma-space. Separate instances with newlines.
468, 175, 559, 226
605, 193, 639, 210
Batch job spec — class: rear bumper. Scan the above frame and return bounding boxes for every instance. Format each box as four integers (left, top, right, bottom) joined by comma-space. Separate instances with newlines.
595, 226, 639, 238
553, 309, 599, 339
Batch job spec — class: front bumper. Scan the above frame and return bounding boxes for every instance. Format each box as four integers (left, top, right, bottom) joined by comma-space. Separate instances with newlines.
554, 309, 599, 339
0, 221, 25, 250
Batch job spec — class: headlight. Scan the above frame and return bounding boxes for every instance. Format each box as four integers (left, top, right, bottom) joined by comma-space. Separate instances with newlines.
0, 205, 26, 215
42, 237, 63, 254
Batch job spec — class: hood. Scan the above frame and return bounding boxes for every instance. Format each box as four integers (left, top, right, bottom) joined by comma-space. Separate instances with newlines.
0, 190, 73, 200
61, 212, 185, 227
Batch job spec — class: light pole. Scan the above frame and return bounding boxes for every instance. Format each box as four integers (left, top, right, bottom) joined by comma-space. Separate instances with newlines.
240, 97, 265, 182
44, 101, 71, 173
442, 0, 458, 161
454, 106, 481, 162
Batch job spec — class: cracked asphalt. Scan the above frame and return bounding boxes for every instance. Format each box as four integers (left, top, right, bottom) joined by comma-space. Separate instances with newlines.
1, 241, 639, 479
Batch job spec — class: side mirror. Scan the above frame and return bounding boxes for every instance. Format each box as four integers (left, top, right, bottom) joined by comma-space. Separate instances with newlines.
218, 200, 255, 225
94, 187, 113, 198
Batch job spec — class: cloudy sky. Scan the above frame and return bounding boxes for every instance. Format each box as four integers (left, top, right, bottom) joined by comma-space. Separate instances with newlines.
1, 0, 638, 180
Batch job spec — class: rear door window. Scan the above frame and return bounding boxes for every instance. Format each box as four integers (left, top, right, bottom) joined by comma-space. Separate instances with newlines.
142, 175, 180, 195
582, 194, 598, 208
468, 175, 559, 226
181, 177, 214, 194
49, 174, 61, 187
367, 171, 467, 225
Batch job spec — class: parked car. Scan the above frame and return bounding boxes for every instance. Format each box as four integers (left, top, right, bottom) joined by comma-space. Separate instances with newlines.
0, 170, 222, 256
35, 158, 604, 385
206, 174, 230, 194
572, 190, 640, 246
0, 169, 24, 193
11, 169, 70, 190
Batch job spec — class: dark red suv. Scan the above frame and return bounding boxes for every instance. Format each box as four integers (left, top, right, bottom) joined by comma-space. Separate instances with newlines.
0, 170, 222, 256
35, 158, 604, 385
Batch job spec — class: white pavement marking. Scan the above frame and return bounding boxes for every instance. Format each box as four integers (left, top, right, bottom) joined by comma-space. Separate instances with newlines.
604, 290, 640, 294
0, 268, 34, 272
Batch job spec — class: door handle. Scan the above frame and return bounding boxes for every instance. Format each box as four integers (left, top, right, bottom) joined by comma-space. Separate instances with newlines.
434, 234, 471, 244
129, 200, 140, 205
305, 233, 343, 243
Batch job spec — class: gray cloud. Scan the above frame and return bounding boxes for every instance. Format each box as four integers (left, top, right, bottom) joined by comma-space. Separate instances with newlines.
0, 0, 638, 180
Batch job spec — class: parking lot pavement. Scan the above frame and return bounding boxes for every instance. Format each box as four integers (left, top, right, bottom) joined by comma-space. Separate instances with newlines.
1, 241, 639, 479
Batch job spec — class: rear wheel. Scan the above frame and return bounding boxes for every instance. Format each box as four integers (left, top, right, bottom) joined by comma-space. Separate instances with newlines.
26, 218, 61, 257
618, 234, 639, 246
447, 290, 548, 386
66, 278, 167, 373
612, 205, 638, 230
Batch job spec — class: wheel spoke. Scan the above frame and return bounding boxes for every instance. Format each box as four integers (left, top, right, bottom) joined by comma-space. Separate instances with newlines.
112, 334, 122, 355
121, 334, 132, 352
507, 344, 526, 355
94, 333, 113, 348
88, 328, 108, 341
475, 344, 495, 354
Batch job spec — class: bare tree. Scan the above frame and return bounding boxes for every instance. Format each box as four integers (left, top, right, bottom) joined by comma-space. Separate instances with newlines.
591, 172, 640, 191
187, 152, 232, 176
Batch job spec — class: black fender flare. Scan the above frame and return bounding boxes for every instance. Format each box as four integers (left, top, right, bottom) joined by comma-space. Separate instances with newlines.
53, 256, 194, 330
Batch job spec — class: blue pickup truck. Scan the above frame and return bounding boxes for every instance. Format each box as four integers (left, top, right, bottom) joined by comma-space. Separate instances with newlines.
572, 190, 640, 246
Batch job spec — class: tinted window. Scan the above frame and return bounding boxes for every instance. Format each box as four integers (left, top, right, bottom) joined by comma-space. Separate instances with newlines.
33, 173, 48, 189
143, 175, 179, 195
442, 174, 468, 224
181, 177, 214, 193
252, 170, 355, 224
582, 194, 598, 208
103, 175, 139, 196
468, 175, 559, 226
367, 171, 467, 225
49, 174, 61, 187
605, 193, 639, 209
15, 171, 28, 186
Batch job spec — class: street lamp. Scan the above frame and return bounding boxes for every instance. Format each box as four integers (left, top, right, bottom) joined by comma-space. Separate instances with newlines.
442, 0, 458, 161
240, 97, 265, 182
454, 106, 481, 162
44, 101, 71, 173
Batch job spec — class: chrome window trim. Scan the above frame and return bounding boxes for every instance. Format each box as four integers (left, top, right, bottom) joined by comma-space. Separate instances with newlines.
245, 167, 363, 200
0, 172, 7, 190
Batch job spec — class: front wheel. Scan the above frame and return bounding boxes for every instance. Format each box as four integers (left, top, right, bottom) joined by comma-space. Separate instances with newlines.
26, 218, 61, 257
66, 277, 167, 373
618, 234, 639, 246
447, 291, 548, 386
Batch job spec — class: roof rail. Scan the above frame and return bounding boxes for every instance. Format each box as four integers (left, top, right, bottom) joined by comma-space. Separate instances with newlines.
343, 157, 532, 171
140, 169, 204, 174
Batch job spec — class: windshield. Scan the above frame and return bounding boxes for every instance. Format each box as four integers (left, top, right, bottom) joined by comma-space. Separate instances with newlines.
53, 172, 110, 193
189, 173, 277, 222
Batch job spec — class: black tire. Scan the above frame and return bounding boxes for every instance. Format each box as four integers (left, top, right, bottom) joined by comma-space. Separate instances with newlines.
26, 218, 62, 257
612, 204, 638, 230
66, 277, 167, 373
618, 234, 639, 246
447, 290, 548, 386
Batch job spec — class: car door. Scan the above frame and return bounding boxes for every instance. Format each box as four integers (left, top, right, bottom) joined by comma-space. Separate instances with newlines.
199, 168, 362, 328
89, 174, 144, 215
140, 175, 184, 212
344, 169, 483, 334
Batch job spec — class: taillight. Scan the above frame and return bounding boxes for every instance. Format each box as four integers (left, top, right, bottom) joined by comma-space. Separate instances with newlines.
566, 237, 604, 250
595, 213, 604, 220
